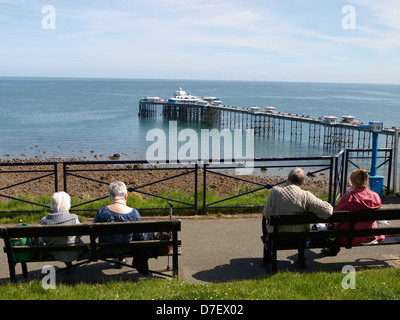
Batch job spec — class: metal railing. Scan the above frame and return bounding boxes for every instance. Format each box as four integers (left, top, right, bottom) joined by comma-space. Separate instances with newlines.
343, 148, 393, 196
62, 160, 198, 214
0, 148, 394, 215
201, 153, 343, 214
0, 161, 58, 212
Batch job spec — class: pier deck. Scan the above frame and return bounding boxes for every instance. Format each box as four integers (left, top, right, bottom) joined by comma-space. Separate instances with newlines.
138, 100, 396, 151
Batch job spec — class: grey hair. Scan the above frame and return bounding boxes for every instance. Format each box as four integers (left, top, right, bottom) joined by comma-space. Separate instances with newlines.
288, 167, 306, 186
109, 181, 127, 201
51, 191, 71, 213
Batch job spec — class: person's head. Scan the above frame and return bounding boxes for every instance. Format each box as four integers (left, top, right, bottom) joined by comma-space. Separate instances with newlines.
51, 191, 71, 213
109, 181, 128, 202
287, 167, 306, 186
350, 168, 369, 189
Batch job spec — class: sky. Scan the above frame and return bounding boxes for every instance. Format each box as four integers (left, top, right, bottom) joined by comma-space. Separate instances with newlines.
1, 0, 400, 84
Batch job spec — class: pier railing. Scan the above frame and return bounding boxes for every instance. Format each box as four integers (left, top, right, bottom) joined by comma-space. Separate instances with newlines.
0, 149, 394, 215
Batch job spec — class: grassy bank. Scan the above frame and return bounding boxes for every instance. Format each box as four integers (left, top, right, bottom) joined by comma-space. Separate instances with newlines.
1, 268, 399, 300
0, 187, 275, 223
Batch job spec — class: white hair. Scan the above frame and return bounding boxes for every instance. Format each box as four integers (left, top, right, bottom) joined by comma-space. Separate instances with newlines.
51, 191, 71, 213
288, 167, 306, 186
109, 181, 127, 202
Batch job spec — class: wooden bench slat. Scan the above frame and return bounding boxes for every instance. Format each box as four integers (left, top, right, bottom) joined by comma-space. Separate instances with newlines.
269, 227, 400, 242
96, 239, 181, 249
269, 208, 400, 225
1, 220, 181, 238
1, 225, 93, 238
6, 244, 90, 253
92, 220, 181, 235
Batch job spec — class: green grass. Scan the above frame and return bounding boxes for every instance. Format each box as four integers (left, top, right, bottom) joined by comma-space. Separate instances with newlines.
0, 187, 271, 223
1, 268, 399, 300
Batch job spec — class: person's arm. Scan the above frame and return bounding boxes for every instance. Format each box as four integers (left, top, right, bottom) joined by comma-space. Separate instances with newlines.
306, 191, 333, 219
263, 188, 276, 221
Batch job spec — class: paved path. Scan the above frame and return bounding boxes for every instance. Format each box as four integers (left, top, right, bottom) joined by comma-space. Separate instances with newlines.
178, 212, 400, 283
1, 202, 400, 284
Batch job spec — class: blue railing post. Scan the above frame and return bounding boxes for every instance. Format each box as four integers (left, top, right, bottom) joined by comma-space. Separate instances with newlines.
359, 122, 384, 198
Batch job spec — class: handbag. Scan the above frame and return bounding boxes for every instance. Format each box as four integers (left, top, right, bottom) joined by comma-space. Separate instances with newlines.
156, 231, 172, 255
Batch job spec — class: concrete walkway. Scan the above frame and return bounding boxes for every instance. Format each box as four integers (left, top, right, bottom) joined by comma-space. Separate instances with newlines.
1, 201, 400, 284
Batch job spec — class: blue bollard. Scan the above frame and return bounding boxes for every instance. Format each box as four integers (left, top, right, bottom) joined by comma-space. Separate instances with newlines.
359, 122, 384, 199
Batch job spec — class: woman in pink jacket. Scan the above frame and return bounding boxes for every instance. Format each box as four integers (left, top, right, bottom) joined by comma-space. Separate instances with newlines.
322, 168, 384, 256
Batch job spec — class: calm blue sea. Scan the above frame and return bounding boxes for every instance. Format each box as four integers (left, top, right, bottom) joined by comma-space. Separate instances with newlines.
0, 77, 399, 160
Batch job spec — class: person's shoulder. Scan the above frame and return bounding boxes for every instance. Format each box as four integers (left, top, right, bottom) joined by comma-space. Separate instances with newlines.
129, 207, 140, 216
364, 188, 380, 198
94, 206, 111, 222
96, 206, 110, 214
67, 212, 79, 218
127, 208, 141, 220
40, 215, 49, 225
270, 185, 285, 193
68, 213, 79, 221
282, 184, 306, 196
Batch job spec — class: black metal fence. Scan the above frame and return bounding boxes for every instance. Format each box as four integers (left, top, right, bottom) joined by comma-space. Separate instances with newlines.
62, 160, 199, 214
0, 148, 393, 215
343, 148, 393, 196
0, 161, 58, 212
202, 153, 343, 214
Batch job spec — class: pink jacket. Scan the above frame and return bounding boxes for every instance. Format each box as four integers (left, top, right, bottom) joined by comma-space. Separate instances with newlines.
334, 188, 384, 246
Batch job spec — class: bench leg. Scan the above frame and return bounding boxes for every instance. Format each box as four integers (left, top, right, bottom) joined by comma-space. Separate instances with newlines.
263, 246, 271, 265
21, 262, 28, 280
5, 257, 17, 283
172, 248, 179, 278
172, 254, 178, 278
172, 228, 179, 278
271, 240, 277, 273
271, 250, 277, 273
4, 239, 17, 282
9, 262, 17, 283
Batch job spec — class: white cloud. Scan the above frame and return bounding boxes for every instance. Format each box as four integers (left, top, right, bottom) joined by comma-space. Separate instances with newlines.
349, 0, 400, 30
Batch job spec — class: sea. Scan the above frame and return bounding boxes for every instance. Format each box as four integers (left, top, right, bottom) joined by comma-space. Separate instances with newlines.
0, 77, 399, 162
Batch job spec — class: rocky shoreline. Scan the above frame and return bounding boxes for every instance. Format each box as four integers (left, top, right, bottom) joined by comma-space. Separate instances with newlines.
0, 157, 331, 201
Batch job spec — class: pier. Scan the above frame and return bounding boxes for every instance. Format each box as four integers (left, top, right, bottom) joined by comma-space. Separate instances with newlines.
139, 99, 397, 151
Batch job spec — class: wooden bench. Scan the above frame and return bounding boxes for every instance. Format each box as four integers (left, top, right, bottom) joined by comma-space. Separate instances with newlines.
1, 220, 181, 282
261, 208, 400, 272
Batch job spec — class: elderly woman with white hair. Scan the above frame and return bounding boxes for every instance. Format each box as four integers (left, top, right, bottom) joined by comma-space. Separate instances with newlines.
93, 181, 149, 275
40, 191, 81, 274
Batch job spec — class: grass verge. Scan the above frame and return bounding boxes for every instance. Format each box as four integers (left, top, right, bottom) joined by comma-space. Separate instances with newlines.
0, 268, 399, 300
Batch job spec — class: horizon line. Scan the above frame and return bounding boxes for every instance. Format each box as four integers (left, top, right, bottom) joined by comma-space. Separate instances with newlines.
0, 75, 399, 86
